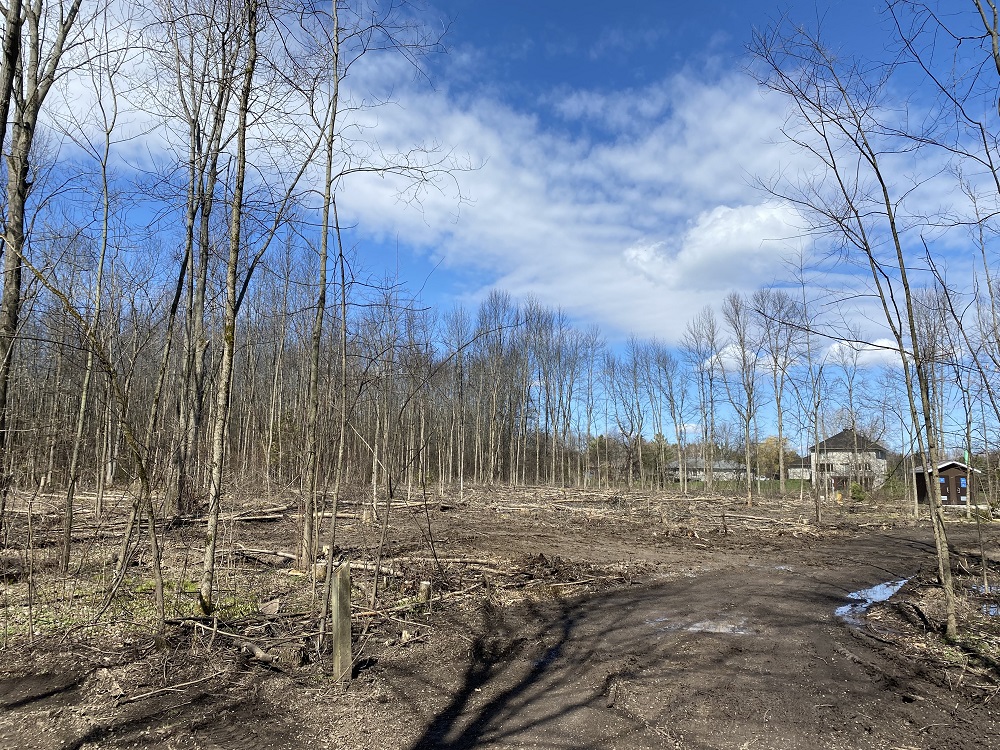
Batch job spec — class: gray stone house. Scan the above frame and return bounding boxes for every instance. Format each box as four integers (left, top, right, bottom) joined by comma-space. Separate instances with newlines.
787, 429, 888, 490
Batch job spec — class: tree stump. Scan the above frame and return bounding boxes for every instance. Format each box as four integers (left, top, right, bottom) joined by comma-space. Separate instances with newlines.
419, 580, 432, 611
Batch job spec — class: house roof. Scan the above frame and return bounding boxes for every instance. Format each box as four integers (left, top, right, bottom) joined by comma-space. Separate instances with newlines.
913, 460, 982, 475
666, 459, 744, 471
809, 429, 886, 454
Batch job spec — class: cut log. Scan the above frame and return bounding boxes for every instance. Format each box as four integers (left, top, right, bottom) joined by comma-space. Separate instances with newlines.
240, 641, 277, 664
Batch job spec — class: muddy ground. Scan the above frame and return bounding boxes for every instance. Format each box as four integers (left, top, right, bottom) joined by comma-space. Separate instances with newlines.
1, 487, 999, 750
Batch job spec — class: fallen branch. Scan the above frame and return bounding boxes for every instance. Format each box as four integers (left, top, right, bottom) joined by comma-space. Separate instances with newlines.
354, 582, 484, 618
546, 497, 615, 504
391, 556, 505, 567
235, 548, 401, 577
723, 514, 809, 526
185, 622, 285, 668
348, 561, 402, 577
165, 610, 312, 628
236, 547, 296, 561
121, 671, 225, 704
548, 576, 607, 588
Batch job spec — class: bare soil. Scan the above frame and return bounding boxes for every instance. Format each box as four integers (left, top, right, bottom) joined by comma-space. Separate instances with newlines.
1, 487, 998, 750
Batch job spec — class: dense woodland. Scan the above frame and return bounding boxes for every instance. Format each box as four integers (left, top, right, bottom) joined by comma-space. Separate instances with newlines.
2, 0, 1000, 639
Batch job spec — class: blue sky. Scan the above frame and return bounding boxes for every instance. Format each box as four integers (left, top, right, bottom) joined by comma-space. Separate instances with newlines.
332, 0, 914, 344
51, 0, 962, 356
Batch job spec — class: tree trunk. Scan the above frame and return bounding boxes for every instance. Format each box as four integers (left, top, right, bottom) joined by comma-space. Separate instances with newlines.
200, 0, 258, 613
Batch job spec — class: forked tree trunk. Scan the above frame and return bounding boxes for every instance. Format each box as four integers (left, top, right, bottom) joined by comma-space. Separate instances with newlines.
0, 0, 84, 542
200, 0, 258, 613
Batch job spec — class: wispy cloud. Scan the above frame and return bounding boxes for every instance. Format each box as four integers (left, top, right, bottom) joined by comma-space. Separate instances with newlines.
335, 67, 811, 340
587, 26, 669, 60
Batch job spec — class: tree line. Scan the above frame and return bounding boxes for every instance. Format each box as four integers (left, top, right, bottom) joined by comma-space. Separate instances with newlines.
8, 263, 1000, 528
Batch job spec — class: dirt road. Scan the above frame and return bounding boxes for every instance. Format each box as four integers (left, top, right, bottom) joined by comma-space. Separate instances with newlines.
388, 530, 998, 750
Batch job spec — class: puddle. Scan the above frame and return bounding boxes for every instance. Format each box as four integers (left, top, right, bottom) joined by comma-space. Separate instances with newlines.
835, 579, 908, 627
645, 614, 752, 635
687, 618, 751, 634
962, 583, 999, 616
775, 565, 793, 572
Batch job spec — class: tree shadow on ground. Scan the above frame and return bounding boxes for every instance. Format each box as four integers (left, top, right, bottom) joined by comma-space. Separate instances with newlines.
395, 574, 838, 750
391, 534, 984, 750
403, 588, 667, 750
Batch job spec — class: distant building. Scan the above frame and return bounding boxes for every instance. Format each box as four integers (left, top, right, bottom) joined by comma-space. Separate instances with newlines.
787, 457, 811, 480
666, 459, 745, 482
786, 429, 888, 490
914, 461, 983, 507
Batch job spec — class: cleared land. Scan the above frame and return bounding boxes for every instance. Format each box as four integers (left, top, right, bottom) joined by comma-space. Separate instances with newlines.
1, 487, 998, 749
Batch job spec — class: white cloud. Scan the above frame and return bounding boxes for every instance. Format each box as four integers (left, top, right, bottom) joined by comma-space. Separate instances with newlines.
329, 68, 817, 341
621, 203, 801, 290
826, 339, 905, 369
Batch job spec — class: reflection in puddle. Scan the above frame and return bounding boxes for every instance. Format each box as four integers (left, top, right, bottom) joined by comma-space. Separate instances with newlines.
836, 579, 909, 627
645, 614, 751, 635
961, 583, 999, 617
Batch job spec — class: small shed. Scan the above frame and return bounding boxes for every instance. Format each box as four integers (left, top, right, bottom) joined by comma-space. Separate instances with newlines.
914, 461, 982, 506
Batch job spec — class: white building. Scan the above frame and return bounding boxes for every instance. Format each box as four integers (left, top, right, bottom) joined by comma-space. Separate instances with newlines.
666, 459, 746, 482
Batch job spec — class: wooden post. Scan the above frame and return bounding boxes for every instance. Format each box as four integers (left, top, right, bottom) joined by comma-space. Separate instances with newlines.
332, 561, 352, 682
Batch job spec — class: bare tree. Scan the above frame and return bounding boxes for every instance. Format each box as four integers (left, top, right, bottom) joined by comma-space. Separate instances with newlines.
49, 6, 135, 571
721, 292, 765, 506
0, 0, 85, 538
198, 0, 261, 613
753, 288, 803, 493
751, 21, 958, 635
829, 328, 872, 489
682, 306, 721, 492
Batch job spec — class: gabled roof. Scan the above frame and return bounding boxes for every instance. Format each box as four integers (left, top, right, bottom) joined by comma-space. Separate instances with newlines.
809, 429, 886, 454
913, 460, 982, 475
